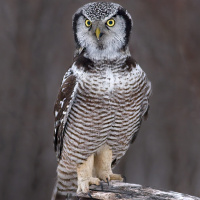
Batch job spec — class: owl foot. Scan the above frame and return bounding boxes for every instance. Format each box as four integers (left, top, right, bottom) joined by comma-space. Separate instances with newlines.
94, 144, 124, 185
77, 177, 100, 193
97, 171, 123, 183
77, 153, 101, 194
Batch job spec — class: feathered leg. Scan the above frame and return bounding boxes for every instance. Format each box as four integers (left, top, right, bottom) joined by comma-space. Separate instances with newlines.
94, 144, 123, 183
77, 154, 100, 194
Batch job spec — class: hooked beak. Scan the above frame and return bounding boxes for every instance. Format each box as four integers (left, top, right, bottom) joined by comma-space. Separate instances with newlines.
95, 27, 101, 40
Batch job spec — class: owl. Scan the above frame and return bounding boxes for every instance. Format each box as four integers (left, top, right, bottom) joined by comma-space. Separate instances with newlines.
52, 2, 151, 199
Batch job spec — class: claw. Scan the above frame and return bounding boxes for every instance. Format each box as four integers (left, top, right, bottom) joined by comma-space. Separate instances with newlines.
122, 175, 127, 183
100, 182, 104, 191
88, 192, 93, 199
106, 178, 109, 186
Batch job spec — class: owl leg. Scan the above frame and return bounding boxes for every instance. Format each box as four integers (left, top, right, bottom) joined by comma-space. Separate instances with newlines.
94, 144, 123, 183
77, 154, 100, 194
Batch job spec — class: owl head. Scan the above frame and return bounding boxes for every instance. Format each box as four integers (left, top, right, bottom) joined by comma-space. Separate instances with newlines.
72, 2, 133, 61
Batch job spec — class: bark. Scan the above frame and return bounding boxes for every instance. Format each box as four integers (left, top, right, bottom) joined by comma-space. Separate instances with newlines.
79, 181, 200, 200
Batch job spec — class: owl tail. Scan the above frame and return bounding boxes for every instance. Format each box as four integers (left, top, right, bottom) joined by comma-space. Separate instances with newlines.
51, 180, 58, 200
51, 180, 78, 200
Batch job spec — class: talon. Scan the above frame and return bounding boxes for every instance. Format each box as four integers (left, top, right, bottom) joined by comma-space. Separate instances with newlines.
100, 182, 104, 191
122, 175, 127, 183
88, 192, 93, 199
106, 178, 109, 186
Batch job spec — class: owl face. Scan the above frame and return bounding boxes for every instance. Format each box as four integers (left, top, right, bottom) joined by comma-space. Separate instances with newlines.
73, 2, 132, 60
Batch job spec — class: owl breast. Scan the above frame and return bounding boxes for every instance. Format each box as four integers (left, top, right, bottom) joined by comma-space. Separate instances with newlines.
62, 63, 149, 165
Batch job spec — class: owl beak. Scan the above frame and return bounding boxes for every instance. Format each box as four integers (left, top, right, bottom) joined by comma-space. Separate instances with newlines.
95, 27, 101, 40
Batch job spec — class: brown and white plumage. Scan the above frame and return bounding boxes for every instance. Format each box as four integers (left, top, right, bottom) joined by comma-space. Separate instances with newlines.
53, 2, 151, 198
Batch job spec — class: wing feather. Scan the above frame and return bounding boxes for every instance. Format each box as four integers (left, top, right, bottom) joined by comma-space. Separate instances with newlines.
130, 63, 152, 144
54, 69, 77, 160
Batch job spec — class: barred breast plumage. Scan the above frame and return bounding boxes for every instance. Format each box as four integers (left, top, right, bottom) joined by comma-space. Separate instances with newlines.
54, 56, 151, 195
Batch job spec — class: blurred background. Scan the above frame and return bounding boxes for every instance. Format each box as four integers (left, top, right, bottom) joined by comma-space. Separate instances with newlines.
1, 0, 200, 199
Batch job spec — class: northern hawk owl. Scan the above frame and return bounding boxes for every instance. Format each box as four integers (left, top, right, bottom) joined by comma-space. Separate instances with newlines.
52, 2, 151, 199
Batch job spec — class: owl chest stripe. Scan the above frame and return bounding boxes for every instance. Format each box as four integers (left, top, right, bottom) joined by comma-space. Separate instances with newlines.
72, 73, 136, 124
64, 66, 146, 156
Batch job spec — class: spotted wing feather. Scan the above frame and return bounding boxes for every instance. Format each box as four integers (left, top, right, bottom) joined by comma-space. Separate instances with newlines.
54, 69, 77, 160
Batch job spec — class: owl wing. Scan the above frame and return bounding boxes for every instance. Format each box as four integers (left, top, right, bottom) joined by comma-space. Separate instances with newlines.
130, 63, 152, 143
140, 73, 152, 120
125, 57, 152, 120
53, 68, 77, 160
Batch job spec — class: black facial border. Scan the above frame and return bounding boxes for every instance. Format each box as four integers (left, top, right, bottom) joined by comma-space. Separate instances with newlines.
116, 8, 132, 48
72, 10, 83, 48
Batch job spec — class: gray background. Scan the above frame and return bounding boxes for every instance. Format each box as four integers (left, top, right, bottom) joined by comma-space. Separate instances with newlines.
1, 0, 200, 199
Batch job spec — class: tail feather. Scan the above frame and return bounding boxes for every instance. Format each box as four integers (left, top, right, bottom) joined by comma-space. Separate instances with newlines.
51, 181, 58, 200
51, 181, 77, 200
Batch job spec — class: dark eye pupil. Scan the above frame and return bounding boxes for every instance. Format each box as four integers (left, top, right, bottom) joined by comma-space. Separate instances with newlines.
86, 20, 91, 26
109, 21, 112, 24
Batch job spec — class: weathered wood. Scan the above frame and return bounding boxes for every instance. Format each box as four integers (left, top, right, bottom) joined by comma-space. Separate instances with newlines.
78, 181, 200, 200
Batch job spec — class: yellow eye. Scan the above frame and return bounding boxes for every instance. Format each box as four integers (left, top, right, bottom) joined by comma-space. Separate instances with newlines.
106, 19, 115, 27
85, 19, 92, 27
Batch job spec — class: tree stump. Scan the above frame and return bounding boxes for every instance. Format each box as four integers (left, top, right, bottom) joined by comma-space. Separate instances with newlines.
78, 181, 200, 200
